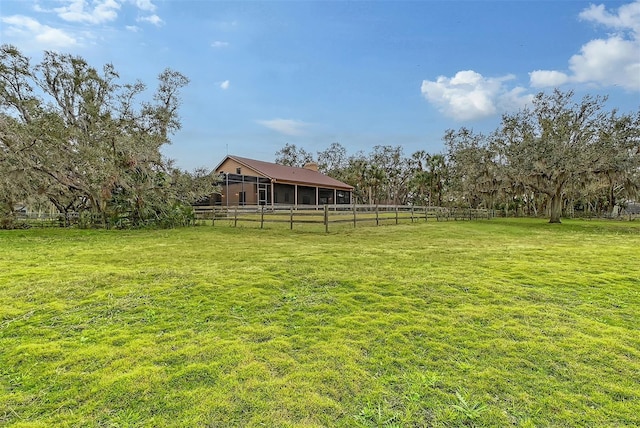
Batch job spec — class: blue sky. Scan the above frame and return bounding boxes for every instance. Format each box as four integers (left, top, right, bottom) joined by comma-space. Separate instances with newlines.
2, 1, 639, 171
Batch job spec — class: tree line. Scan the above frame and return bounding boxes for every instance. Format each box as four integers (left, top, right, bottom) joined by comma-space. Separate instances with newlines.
0, 45, 218, 228
2, 45, 637, 227
276, 90, 639, 223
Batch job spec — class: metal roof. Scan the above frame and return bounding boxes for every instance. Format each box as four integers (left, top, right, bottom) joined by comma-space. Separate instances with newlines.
216, 155, 354, 190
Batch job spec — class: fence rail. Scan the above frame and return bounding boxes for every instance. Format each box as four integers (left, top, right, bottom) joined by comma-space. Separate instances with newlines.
193, 204, 493, 231
7, 204, 635, 230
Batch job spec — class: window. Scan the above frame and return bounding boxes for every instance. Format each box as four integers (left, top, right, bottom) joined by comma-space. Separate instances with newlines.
236, 167, 242, 174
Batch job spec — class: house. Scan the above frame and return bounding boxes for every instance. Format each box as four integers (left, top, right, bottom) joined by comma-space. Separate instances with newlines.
211, 155, 354, 206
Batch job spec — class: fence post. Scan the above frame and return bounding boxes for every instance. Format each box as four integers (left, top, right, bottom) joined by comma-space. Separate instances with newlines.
425, 206, 428, 222
353, 204, 357, 228
324, 204, 329, 233
260, 205, 265, 229
375, 205, 379, 226
212, 207, 215, 226
290, 206, 293, 230
234, 206, 238, 227
411, 206, 414, 223
395, 205, 399, 225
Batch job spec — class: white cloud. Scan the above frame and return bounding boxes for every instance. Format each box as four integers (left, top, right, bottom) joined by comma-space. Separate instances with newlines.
421, 70, 531, 121
257, 119, 310, 136
54, 0, 121, 24
137, 14, 163, 26
220, 80, 230, 90
529, 70, 570, 88
496, 86, 535, 113
133, 0, 157, 12
1, 15, 78, 48
211, 41, 229, 48
579, 1, 640, 34
530, 1, 640, 91
568, 36, 640, 89
1, 1, 166, 50
47, 1, 164, 28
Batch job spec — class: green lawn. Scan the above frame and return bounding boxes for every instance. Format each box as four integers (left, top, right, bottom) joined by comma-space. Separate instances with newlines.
1, 219, 639, 427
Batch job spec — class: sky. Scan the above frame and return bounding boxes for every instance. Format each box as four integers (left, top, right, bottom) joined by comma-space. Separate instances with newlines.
1, 0, 639, 171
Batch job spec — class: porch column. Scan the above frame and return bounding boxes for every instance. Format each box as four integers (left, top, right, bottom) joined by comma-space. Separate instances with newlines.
294, 184, 298, 206
316, 187, 319, 206
271, 179, 275, 207
241, 175, 245, 206
334, 189, 337, 205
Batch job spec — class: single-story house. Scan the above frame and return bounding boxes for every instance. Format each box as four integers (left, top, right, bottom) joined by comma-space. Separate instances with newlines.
211, 155, 353, 206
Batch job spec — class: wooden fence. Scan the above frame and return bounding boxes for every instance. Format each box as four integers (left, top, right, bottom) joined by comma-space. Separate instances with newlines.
8, 205, 637, 230
194, 204, 493, 232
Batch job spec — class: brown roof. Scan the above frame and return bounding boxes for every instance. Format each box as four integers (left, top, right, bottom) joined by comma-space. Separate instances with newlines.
217, 155, 354, 190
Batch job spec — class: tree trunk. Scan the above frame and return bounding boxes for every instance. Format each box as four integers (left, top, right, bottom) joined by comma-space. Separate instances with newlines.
608, 182, 616, 218
549, 192, 563, 223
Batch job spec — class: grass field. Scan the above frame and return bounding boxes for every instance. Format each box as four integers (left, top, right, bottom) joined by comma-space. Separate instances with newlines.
1, 219, 639, 427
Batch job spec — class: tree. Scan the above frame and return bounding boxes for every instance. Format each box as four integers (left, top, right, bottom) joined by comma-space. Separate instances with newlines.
0, 46, 44, 222
368, 145, 408, 205
499, 90, 609, 223
317, 142, 348, 179
0, 45, 217, 228
407, 150, 431, 205
407, 150, 448, 206
426, 154, 448, 207
341, 153, 369, 204
591, 109, 640, 216
445, 128, 504, 209
274, 143, 313, 167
